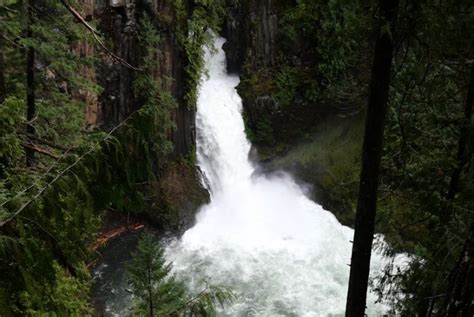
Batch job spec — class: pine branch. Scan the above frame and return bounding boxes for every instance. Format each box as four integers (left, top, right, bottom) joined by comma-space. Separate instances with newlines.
165, 287, 210, 315
0, 110, 135, 228
59, 0, 142, 71
16, 215, 78, 277
0, 146, 75, 209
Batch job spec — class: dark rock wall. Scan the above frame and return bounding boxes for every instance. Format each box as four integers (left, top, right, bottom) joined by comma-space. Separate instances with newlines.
223, 0, 279, 142
223, 0, 277, 72
245, 0, 278, 69
96, 2, 141, 129
82, 0, 194, 158
223, 0, 278, 73
77, 0, 205, 233
221, 0, 246, 73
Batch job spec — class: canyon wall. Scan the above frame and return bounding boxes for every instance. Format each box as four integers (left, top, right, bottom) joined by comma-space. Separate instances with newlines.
78, 0, 208, 232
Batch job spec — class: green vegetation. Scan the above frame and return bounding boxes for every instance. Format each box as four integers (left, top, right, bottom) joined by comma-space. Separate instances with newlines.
0, 0, 472, 315
175, 0, 226, 109
267, 115, 364, 225
128, 233, 233, 316
0, 1, 225, 315
241, 0, 473, 314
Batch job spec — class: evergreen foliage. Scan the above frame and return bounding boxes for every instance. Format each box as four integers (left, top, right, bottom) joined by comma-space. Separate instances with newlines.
0, 0, 472, 315
128, 232, 234, 317
0, 0, 226, 315
239, 0, 473, 314
372, 0, 474, 314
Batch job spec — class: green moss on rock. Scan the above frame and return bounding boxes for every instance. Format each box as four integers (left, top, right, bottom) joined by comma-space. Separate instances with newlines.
142, 160, 209, 234
261, 114, 364, 226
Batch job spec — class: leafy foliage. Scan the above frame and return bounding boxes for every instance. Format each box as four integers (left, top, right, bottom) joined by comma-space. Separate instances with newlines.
277, 0, 368, 105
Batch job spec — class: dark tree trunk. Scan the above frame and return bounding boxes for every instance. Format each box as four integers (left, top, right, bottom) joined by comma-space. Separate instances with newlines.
0, 46, 6, 105
439, 224, 474, 316
345, 0, 399, 316
0, 39, 6, 177
25, 0, 36, 167
148, 266, 154, 317
445, 66, 473, 202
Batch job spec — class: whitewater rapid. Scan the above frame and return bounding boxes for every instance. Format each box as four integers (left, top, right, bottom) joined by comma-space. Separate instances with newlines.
165, 37, 389, 316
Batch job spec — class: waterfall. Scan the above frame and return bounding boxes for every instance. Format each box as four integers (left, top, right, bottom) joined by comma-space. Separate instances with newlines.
165, 37, 391, 316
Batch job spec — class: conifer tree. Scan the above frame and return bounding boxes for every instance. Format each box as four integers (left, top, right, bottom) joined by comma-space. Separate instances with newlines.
128, 232, 234, 317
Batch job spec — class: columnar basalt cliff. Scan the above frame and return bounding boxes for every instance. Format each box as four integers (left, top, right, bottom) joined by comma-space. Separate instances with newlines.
222, 0, 279, 138
79, 0, 193, 157
78, 0, 208, 231
222, 0, 277, 73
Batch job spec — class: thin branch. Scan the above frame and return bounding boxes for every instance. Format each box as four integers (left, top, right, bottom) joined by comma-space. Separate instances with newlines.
16, 215, 77, 277
0, 146, 74, 209
27, 135, 69, 151
24, 142, 60, 159
0, 5, 20, 14
165, 287, 210, 315
0, 111, 135, 228
59, 0, 142, 71
1, 34, 25, 49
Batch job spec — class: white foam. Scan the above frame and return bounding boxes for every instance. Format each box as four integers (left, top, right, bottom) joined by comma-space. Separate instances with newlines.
166, 37, 393, 316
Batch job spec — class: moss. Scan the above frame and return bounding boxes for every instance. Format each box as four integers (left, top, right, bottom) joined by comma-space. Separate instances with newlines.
260, 111, 437, 253
0, 288, 13, 317
237, 66, 276, 100
142, 160, 209, 233
263, 113, 364, 225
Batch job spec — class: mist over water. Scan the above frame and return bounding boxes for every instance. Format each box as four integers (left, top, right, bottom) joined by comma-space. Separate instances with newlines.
165, 37, 389, 316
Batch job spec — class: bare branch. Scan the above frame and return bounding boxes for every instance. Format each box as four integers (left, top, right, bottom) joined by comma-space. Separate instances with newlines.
27, 135, 69, 151
59, 0, 142, 71
0, 5, 20, 14
24, 143, 59, 160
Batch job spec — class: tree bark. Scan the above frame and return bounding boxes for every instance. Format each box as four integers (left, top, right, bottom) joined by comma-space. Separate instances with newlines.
439, 224, 474, 316
0, 39, 6, 176
25, 0, 36, 167
0, 44, 6, 104
148, 265, 154, 317
445, 66, 473, 203
345, 0, 399, 316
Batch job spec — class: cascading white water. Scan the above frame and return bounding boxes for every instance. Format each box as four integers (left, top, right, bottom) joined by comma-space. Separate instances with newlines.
166, 37, 390, 316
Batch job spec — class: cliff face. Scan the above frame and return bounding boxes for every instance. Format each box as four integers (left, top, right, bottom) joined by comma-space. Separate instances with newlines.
223, 0, 280, 147
80, 0, 194, 158
78, 0, 208, 232
223, 0, 277, 73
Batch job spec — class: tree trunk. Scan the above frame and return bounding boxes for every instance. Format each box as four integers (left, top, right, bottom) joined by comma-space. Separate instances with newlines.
445, 66, 473, 203
0, 38, 6, 177
148, 266, 154, 317
25, 0, 36, 167
0, 45, 6, 105
439, 224, 474, 316
345, 0, 399, 316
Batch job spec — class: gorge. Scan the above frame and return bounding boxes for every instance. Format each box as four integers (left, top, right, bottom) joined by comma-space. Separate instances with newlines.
1, 1, 472, 316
